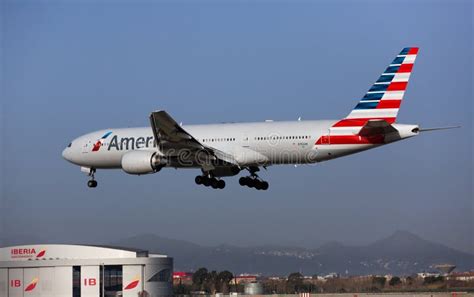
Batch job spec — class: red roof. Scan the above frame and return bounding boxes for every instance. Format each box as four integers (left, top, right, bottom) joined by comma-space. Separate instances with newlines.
173, 272, 193, 278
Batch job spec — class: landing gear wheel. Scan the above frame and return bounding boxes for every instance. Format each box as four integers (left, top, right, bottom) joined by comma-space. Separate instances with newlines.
254, 180, 263, 190
211, 178, 219, 189
195, 176, 203, 185
217, 180, 226, 189
239, 177, 247, 186
87, 180, 97, 188
197, 175, 226, 189
202, 177, 211, 187
247, 178, 256, 188
261, 181, 269, 190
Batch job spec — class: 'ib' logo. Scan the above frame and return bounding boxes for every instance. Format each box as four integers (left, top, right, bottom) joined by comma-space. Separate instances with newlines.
25, 278, 39, 292
124, 276, 140, 290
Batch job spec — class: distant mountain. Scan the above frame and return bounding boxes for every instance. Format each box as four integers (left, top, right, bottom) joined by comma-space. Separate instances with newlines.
111, 231, 473, 276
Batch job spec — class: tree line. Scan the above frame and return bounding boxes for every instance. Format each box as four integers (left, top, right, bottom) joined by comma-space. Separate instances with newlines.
175, 268, 235, 295
174, 269, 473, 295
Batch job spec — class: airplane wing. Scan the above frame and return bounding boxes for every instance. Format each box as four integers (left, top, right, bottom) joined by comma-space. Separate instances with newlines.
149, 110, 238, 169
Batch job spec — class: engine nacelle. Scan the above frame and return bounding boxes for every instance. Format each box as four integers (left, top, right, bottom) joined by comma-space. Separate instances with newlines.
121, 150, 165, 175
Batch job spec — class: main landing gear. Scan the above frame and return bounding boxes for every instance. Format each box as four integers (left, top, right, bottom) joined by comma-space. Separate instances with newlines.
195, 175, 226, 189
87, 168, 98, 188
239, 167, 269, 190
239, 176, 269, 190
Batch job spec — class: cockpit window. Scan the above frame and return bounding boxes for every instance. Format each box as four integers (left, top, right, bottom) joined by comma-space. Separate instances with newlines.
67, 142, 72, 148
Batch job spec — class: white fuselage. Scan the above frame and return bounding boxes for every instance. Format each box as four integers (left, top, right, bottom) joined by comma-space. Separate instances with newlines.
62, 120, 418, 170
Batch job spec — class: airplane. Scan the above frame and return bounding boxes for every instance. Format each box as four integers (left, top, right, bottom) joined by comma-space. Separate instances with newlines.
62, 47, 458, 190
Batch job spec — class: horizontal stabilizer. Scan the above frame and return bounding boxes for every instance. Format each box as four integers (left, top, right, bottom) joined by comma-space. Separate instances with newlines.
358, 119, 398, 137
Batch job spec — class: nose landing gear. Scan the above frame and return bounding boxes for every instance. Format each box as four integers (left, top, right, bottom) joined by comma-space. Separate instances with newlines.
86, 168, 98, 188
87, 179, 98, 188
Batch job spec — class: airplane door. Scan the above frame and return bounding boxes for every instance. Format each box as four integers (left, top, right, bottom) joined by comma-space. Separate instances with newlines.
320, 129, 331, 145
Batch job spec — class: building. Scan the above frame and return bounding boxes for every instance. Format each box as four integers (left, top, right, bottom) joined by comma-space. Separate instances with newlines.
0, 244, 173, 297
447, 271, 474, 281
433, 264, 456, 275
323, 273, 339, 279
417, 272, 440, 279
172, 271, 193, 285
232, 274, 258, 284
243, 282, 263, 295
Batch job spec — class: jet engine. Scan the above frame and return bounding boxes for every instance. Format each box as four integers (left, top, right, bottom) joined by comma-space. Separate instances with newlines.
121, 150, 166, 175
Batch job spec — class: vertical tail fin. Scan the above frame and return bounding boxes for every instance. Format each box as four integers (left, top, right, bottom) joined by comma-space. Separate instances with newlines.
336, 47, 419, 127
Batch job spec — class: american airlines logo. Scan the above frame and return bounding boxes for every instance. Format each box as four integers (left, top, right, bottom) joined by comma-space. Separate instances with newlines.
11, 248, 46, 259
92, 131, 113, 152
106, 135, 157, 151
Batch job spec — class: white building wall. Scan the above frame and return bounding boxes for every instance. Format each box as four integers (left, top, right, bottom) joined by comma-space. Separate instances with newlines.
39, 267, 54, 297
0, 245, 140, 262
123, 265, 143, 297
53, 267, 72, 297
0, 269, 8, 297
80, 266, 99, 297
144, 264, 173, 297
23, 268, 40, 297
8, 268, 24, 297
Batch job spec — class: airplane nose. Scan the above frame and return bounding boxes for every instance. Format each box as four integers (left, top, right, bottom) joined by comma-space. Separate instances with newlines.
62, 148, 70, 161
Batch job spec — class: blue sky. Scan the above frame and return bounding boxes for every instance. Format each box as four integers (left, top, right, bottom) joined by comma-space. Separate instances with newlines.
1, 1, 472, 253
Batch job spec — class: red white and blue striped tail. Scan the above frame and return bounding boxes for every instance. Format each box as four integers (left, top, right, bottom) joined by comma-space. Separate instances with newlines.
336, 47, 419, 128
